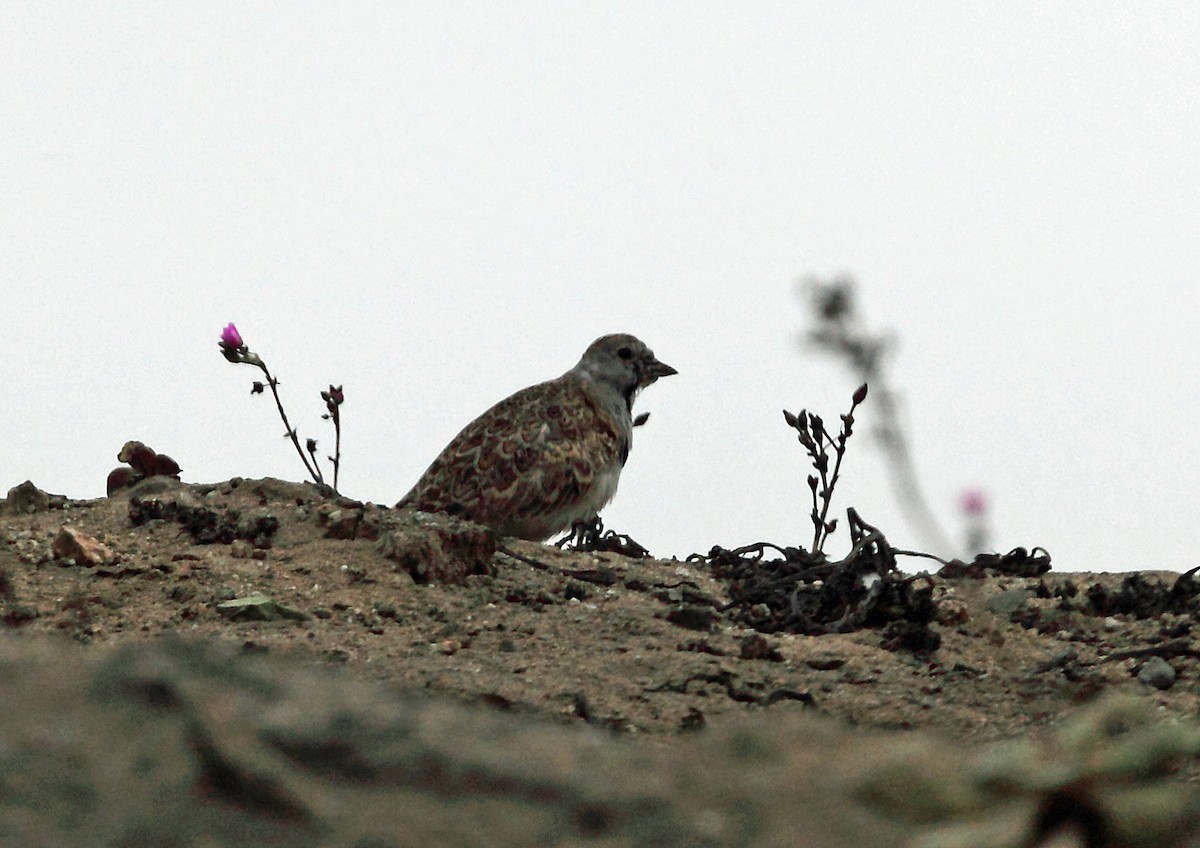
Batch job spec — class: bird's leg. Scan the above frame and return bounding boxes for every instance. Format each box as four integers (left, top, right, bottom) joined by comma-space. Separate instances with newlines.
554, 517, 604, 550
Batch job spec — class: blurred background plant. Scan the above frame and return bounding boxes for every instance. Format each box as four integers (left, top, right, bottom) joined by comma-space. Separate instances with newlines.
802, 276, 987, 559
959, 487, 990, 558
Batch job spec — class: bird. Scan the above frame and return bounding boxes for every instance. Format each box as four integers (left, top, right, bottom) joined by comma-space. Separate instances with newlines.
397, 333, 676, 541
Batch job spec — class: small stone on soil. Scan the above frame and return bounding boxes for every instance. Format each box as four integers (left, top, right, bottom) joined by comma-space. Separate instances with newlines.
1137, 656, 1177, 691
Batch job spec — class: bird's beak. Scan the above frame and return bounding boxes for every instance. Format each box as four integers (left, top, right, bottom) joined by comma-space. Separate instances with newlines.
644, 358, 678, 383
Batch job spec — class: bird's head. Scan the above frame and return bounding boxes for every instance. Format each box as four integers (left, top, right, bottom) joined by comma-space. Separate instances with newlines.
572, 334, 677, 409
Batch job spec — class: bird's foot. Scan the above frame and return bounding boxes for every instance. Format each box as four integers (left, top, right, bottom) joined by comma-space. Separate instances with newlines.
554, 518, 650, 558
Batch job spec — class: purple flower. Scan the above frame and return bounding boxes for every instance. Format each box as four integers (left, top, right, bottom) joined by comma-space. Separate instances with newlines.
219, 322, 261, 365
220, 323, 243, 349
959, 488, 988, 516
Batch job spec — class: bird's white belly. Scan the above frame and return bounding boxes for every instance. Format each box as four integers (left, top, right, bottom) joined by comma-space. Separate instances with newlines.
523, 461, 621, 539
580, 462, 622, 517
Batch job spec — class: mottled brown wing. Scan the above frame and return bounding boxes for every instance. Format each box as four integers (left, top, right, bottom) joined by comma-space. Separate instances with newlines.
398, 376, 624, 536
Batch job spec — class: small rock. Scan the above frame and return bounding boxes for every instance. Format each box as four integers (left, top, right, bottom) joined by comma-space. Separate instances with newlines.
320, 507, 363, 540
216, 595, 310, 622
235, 509, 280, 549
747, 603, 772, 623
984, 588, 1029, 616
230, 539, 255, 559
1137, 656, 1177, 691
935, 598, 970, 626
3, 604, 39, 626
804, 656, 846, 671
563, 582, 589, 601
666, 605, 716, 632
1103, 616, 1121, 632
437, 639, 463, 655
679, 708, 706, 732
377, 511, 497, 585
51, 526, 115, 567
3, 481, 50, 515
1163, 616, 1192, 639
107, 442, 183, 495
1046, 647, 1077, 669
373, 602, 400, 620
105, 467, 136, 496
738, 634, 783, 662
94, 563, 150, 579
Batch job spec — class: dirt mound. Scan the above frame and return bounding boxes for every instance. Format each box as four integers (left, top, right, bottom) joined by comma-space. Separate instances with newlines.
2, 477, 1200, 846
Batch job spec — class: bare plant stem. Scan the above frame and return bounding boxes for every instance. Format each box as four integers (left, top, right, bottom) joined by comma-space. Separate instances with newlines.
331, 405, 341, 492
809, 480, 823, 555
256, 364, 323, 486
307, 441, 325, 483
787, 385, 866, 557
810, 397, 862, 553
806, 432, 830, 555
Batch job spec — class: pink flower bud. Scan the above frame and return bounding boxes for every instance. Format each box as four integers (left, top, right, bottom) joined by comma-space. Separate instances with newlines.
220, 323, 243, 349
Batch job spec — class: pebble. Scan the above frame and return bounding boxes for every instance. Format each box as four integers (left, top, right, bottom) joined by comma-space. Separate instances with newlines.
1137, 656, 1177, 691
1045, 647, 1077, 669
230, 540, 254, 559
935, 598, 970, 626
984, 589, 1029, 616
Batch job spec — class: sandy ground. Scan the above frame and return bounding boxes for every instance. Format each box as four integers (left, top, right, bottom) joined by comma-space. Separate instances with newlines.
2, 475, 1199, 847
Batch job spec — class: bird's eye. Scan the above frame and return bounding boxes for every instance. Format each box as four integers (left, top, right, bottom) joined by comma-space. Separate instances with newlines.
617, 347, 633, 360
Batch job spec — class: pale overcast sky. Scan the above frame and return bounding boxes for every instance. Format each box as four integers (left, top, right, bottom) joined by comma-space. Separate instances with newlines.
4, 4, 1199, 570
